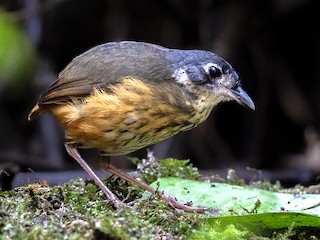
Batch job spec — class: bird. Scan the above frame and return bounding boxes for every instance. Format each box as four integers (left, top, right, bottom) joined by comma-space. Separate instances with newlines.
28, 41, 255, 212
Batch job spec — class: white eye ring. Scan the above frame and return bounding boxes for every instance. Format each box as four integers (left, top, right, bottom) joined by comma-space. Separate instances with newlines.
203, 63, 222, 78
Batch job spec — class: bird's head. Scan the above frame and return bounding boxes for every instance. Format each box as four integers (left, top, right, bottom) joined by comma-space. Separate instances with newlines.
169, 49, 255, 111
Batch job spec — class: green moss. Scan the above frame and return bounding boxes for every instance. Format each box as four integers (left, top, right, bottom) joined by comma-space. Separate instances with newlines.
0, 182, 98, 239
132, 150, 200, 184
0, 157, 199, 239
0, 156, 318, 239
95, 194, 199, 239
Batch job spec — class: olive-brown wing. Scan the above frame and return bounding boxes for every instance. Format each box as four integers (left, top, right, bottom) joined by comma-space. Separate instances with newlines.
37, 41, 171, 106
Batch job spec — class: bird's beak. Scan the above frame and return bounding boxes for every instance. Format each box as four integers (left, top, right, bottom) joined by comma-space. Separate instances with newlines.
229, 86, 255, 110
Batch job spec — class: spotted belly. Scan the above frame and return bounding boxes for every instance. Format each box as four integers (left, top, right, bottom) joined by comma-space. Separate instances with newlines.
49, 78, 215, 155
65, 107, 207, 156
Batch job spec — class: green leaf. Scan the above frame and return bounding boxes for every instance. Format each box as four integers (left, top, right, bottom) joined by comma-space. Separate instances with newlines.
206, 212, 320, 229
146, 177, 320, 237
149, 177, 320, 217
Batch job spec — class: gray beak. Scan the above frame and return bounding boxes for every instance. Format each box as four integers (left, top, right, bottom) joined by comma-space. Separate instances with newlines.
230, 86, 255, 110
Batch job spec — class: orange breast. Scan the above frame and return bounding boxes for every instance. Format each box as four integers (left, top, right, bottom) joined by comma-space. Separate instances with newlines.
49, 77, 206, 155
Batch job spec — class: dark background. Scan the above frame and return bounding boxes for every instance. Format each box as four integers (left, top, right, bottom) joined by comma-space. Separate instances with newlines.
0, 0, 319, 188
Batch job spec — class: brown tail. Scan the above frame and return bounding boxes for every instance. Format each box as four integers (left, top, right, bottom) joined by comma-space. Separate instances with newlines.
28, 104, 42, 121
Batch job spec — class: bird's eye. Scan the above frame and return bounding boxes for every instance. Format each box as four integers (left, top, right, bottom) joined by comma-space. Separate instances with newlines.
208, 66, 222, 79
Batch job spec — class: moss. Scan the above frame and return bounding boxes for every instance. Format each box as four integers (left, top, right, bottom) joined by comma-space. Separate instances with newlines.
0, 155, 199, 239
96, 199, 197, 240
132, 150, 200, 184
0, 182, 99, 239
0, 156, 318, 239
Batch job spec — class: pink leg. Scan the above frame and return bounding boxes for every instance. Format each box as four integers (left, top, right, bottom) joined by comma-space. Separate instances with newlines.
99, 156, 205, 213
64, 144, 124, 208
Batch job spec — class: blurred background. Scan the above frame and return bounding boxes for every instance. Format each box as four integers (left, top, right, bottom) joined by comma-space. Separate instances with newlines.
0, 0, 319, 189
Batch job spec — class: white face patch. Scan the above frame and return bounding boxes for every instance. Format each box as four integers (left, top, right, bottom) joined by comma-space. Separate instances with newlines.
172, 68, 190, 85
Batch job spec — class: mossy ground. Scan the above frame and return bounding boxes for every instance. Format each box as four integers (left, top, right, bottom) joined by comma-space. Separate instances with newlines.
0, 153, 200, 240
0, 153, 319, 239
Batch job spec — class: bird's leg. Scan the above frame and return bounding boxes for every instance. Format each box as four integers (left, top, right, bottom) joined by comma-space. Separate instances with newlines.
64, 144, 124, 208
99, 156, 205, 213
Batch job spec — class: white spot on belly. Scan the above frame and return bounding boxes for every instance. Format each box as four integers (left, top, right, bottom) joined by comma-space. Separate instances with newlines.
124, 112, 139, 125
